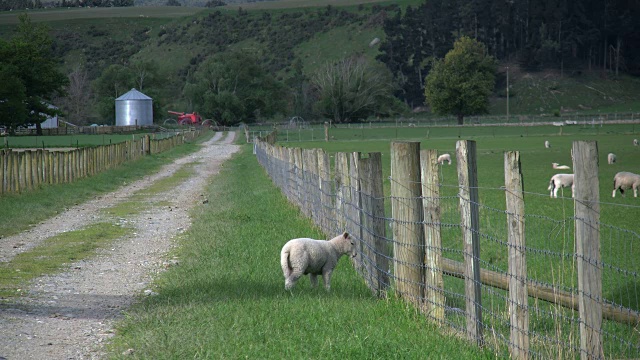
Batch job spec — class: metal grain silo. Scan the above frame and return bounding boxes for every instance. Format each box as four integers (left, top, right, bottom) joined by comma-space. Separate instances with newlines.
115, 88, 153, 126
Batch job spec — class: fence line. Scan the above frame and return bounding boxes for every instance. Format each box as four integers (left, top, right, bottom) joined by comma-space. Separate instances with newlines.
255, 138, 640, 360
0, 130, 203, 196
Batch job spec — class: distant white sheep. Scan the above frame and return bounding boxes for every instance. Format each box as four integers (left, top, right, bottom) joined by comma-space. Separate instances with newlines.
612, 171, 640, 198
437, 153, 452, 165
608, 153, 616, 164
633, 139, 638, 146
548, 173, 574, 198
544, 140, 551, 148
280, 232, 355, 291
552, 162, 571, 170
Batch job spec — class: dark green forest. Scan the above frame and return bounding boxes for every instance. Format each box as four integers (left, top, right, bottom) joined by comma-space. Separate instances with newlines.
1, 0, 639, 127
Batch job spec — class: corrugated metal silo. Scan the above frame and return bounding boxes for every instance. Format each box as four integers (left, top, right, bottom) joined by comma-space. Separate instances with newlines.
115, 88, 153, 126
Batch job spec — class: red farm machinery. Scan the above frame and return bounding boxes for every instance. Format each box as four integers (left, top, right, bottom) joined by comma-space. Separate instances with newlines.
168, 111, 203, 125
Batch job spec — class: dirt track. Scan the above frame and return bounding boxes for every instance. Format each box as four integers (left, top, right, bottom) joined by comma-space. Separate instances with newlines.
0, 131, 240, 359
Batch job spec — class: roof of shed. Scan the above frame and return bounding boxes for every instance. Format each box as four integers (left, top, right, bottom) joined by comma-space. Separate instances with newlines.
116, 88, 152, 101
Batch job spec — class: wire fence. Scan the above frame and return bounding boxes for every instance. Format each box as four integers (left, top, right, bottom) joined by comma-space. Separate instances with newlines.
243, 113, 640, 143
255, 139, 640, 359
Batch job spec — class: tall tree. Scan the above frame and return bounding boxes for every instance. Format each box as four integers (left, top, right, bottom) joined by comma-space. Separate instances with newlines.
60, 64, 92, 125
424, 36, 497, 125
92, 64, 134, 122
0, 14, 67, 134
184, 50, 287, 125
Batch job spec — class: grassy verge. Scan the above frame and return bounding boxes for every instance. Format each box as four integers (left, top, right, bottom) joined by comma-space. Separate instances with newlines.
106, 145, 496, 359
0, 132, 211, 238
0, 222, 131, 298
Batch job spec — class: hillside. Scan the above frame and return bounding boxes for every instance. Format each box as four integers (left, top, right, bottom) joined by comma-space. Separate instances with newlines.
1, 0, 640, 124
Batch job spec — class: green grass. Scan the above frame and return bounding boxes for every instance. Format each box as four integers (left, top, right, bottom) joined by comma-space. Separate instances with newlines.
0, 132, 211, 237
0, 222, 131, 298
105, 144, 496, 359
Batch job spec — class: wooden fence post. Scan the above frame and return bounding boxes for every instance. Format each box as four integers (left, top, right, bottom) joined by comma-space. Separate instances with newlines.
324, 122, 329, 142
572, 141, 603, 360
302, 149, 316, 219
456, 140, 483, 345
420, 149, 445, 321
335, 152, 350, 232
317, 149, 332, 235
504, 151, 529, 359
359, 152, 388, 296
0, 149, 5, 194
390, 142, 424, 307
349, 152, 362, 253
292, 148, 303, 210
287, 147, 296, 203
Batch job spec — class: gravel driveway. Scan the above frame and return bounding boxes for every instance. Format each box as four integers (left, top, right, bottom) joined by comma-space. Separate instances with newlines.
0, 131, 240, 359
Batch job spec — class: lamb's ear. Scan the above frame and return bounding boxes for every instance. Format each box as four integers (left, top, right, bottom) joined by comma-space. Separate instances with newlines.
343, 232, 349, 239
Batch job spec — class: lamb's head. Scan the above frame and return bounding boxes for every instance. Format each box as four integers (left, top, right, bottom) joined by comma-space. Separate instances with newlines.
331, 232, 356, 258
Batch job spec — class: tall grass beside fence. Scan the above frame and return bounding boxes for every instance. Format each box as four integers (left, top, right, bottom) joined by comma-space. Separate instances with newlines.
105, 145, 495, 359
254, 136, 640, 359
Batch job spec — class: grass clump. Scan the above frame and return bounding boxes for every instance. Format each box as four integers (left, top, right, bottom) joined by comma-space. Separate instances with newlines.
0, 222, 131, 298
101, 163, 196, 218
106, 145, 495, 359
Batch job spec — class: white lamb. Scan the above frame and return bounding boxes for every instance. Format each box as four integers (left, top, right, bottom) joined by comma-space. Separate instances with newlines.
437, 153, 452, 165
548, 173, 574, 198
552, 162, 570, 170
280, 232, 355, 291
607, 153, 616, 164
612, 171, 640, 198
545, 140, 551, 148
633, 139, 638, 146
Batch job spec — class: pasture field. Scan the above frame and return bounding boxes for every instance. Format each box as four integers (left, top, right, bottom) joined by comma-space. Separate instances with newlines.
277, 125, 640, 357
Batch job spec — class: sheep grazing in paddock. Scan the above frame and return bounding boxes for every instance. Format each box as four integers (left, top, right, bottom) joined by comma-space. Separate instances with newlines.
633, 139, 638, 146
437, 153, 452, 165
544, 140, 551, 148
552, 162, 571, 170
612, 171, 640, 198
280, 232, 355, 291
608, 153, 617, 164
548, 173, 574, 198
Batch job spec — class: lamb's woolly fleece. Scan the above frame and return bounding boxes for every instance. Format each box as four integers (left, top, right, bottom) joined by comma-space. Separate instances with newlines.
612, 171, 640, 198
548, 173, 574, 198
280, 232, 355, 291
437, 153, 452, 165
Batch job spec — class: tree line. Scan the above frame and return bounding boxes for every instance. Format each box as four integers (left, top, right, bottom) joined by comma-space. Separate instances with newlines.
378, 0, 640, 107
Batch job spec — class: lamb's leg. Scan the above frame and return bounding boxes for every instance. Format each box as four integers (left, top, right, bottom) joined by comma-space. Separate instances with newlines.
612, 188, 617, 198
553, 187, 559, 198
322, 270, 333, 291
634, 185, 638, 198
309, 274, 319, 288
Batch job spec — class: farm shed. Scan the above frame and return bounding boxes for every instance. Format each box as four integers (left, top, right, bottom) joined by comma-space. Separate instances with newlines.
115, 88, 153, 126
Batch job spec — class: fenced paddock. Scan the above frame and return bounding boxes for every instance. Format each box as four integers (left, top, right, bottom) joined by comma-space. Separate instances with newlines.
255, 138, 640, 359
0, 130, 203, 195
